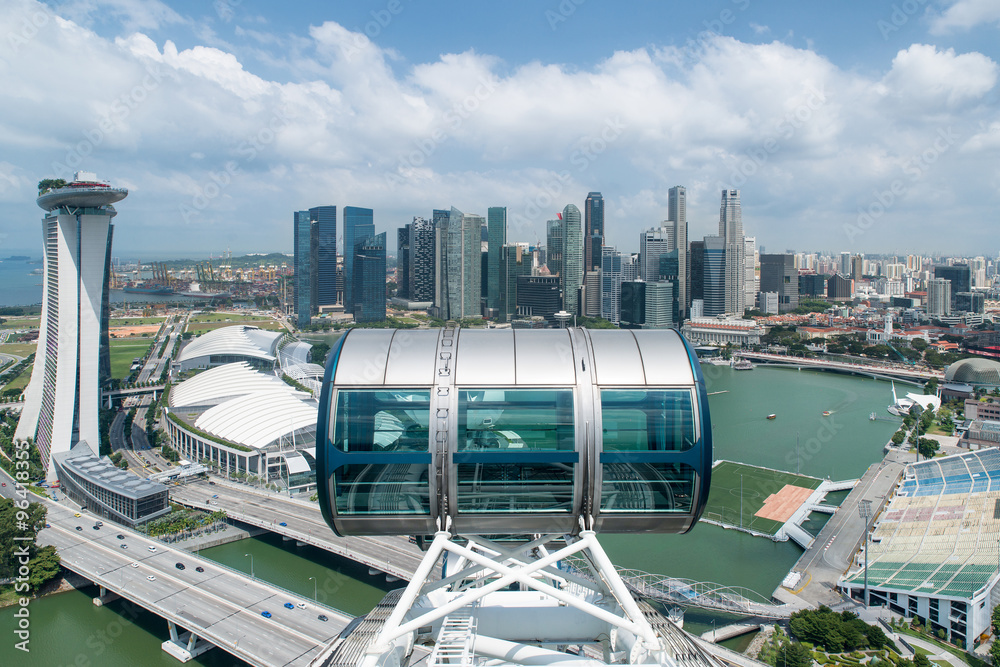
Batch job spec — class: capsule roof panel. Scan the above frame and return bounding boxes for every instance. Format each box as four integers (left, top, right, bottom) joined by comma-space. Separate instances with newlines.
589, 329, 695, 386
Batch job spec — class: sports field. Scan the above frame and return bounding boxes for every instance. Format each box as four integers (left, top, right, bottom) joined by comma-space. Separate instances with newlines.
702, 461, 822, 536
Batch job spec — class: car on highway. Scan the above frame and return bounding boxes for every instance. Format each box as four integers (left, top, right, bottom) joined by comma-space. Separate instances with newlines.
75, 526, 82, 531
130, 562, 139, 568
74, 513, 81, 517
297, 603, 306, 609
195, 566, 204, 573
175, 563, 185, 570
261, 611, 272, 618
117, 534, 125, 540
212, 494, 218, 498
284, 602, 294, 609
96, 521, 103, 527
120, 545, 128, 550
317, 614, 328, 622
146, 575, 156, 581
279, 521, 287, 527
147, 546, 156, 552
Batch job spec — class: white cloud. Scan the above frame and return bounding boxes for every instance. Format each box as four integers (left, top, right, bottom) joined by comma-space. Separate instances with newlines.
929, 0, 1000, 33
0, 1, 997, 255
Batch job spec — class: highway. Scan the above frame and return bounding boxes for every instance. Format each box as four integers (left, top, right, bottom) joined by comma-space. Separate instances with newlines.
740, 351, 943, 383
170, 479, 429, 581
38, 496, 353, 665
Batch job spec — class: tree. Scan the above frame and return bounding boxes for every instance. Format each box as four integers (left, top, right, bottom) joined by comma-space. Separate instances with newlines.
891, 430, 906, 446
37, 178, 67, 195
912, 654, 931, 667
781, 641, 812, 667
917, 437, 939, 460
991, 635, 1000, 666
27, 545, 61, 590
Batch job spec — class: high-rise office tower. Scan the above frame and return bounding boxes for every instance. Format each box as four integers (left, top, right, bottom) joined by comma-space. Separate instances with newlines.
561, 204, 583, 315
851, 254, 864, 285
434, 207, 481, 320
658, 249, 680, 325
353, 232, 386, 323
309, 206, 337, 309
546, 218, 563, 279
487, 207, 507, 312
601, 247, 623, 324
584, 192, 604, 273
396, 225, 410, 299
934, 264, 971, 311
759, 254, 799, 313
639, 226, 671, 283
408, 216, 435, 303
927, 278, 951, 317
744, 236, 757, 311
16, 173, 127, 478
667, 186, 688, 320
719, 189, 745, 314
689, 241, 705, 306
839, 252, 852, 277
702, 235, 727, 317
343, 206, 374, 314
500, 243, 532, 322
293, 210, 313, 328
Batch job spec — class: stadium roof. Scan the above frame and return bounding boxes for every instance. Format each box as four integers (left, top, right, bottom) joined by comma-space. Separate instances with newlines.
945, 358, 1000, 388
177, 325, 285, 366
169, 361, 309, 408
843, 449, 1000, 599
194, 391, 318, 450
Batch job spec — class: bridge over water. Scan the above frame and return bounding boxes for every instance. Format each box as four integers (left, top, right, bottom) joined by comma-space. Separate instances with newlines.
739, 352, 942, 384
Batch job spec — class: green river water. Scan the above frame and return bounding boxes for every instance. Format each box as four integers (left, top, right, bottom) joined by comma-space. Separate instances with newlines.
0, 366, 903, 665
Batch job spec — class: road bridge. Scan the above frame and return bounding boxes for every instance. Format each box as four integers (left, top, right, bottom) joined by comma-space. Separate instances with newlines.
39, 497, 352, 665
169, 480, 428, 582
739, 352, 942, 384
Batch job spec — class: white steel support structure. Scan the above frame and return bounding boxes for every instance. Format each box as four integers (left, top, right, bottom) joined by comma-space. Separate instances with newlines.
359, 525, 685, 667
15, 173, 126, 478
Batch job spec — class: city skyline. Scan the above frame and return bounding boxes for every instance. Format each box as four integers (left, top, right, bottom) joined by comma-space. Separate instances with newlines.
0, 1, 998, 258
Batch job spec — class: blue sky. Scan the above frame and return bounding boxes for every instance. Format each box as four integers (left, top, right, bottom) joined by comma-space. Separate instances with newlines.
0, 0, 997, 258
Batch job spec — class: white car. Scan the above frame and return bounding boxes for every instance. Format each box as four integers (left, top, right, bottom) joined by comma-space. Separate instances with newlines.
147, 546, 156, 552
297, 603, 306, 609
130, 562, 139, 568
146, 575, 156, 581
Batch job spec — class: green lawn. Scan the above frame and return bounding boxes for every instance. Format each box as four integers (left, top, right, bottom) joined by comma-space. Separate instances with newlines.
0, 342, 37, 357
187, 319, 285, 333
0, 317, 41, 329
110, 339, 155, 379
189, 312, 272, 323
2, 363, 33, 393
703, 461, 823, 536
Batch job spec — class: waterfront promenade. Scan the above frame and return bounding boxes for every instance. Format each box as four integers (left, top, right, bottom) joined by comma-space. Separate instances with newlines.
781, 448, 911, 607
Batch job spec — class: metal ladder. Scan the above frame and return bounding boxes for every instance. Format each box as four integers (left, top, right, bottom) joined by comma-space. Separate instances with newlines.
427, 606, 477, 667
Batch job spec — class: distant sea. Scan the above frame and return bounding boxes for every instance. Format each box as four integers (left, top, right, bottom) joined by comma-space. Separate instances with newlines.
0, 254, 43, 307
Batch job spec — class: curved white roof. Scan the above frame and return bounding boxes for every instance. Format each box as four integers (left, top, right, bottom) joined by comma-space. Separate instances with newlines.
194, 391, 318, 450
279, 340, 312, 367
177, 325, 285, 366
169, 362, 308, 408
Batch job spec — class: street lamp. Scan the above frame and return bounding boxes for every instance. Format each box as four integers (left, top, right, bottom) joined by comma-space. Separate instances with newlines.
309, 576, 317, 602
740, 474, 744, 530
244, 553, 254, 579
859, 499, 872, 608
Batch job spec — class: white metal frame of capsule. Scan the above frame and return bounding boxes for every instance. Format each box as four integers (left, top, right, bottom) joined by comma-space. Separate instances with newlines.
316, 327, 713, 538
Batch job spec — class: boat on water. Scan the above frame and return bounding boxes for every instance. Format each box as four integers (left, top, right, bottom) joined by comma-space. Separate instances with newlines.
731, 357, 753, 370
702, 357, 730, 366
767, 413, 777, 420
822, 411, 831, 416
123, 284, 175, 296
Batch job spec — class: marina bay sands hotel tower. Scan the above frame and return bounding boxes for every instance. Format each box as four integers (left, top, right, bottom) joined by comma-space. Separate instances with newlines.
15, 172, 127, 479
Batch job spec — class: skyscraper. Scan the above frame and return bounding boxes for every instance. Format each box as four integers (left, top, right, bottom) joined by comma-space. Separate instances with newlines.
601, 246, 623, 324
500, 243, 533, 322
546, 218, 563, 279
719, 189, 745, 315
396, 225, 410, 300
935, 264, 971, 311
759, 254, 799, 313
434, 207, 481, 320
639, 225, 670, 283
667, 185, 688, 320
927, 278, 951, 317
293, 210, 313, 328
702, 235, 727, 317
309, 206, 337, 310
744, 236, 757, 311
343, 206, 374, 314
561, 204, 583, 315
353, 232, 386, 323
408, 216, 435, 303
16, 172, 127, 478
584, 192, 604, 273
487, 207, 507, 312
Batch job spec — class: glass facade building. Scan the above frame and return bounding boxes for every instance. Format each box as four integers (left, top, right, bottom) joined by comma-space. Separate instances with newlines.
293, 210, 313, 328
343, 206, 374, 314
353, 231, 386, 323
486, 207, 506, 312
310, 206, 337, 309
